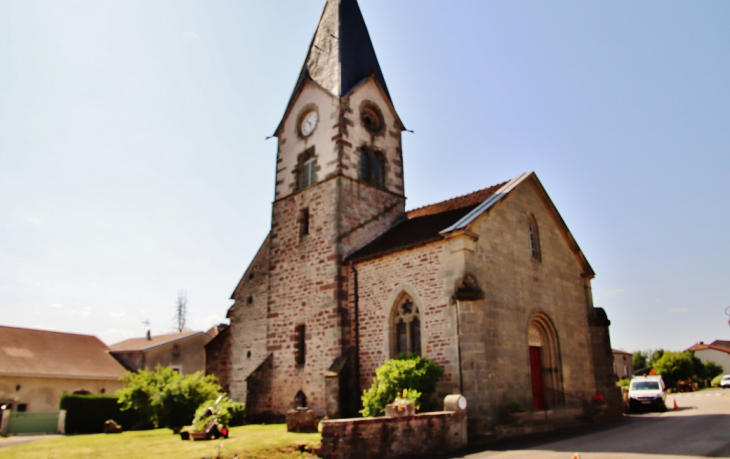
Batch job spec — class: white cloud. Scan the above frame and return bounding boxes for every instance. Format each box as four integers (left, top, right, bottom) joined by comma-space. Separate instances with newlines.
110, 309, 128, 320
191, 314, 226, 332
49, 303, 64, 309
594, 288, 625, 302
71, 306, 93, 318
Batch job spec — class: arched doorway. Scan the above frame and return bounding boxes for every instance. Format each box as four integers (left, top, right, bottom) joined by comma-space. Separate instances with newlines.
528, 313, 564, 411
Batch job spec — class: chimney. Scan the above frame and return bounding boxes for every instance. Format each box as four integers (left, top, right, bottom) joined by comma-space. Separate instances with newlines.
146, 328, 152, 341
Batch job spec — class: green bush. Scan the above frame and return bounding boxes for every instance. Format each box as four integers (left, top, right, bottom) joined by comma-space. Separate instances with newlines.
189, 396, 245, 432
617, 378, 631, 388
59, 394, 146, 434
360, 355, 444, 417
117, 366, 222, 431
711, 374, 723, 388
704, 360, 724, 380
653, 351, 694, 388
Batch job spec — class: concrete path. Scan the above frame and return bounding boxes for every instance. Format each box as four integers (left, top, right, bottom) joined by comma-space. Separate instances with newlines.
433, 389, 730, 459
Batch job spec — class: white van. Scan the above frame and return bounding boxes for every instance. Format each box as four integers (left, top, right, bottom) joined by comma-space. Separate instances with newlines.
628, 375, 667, 412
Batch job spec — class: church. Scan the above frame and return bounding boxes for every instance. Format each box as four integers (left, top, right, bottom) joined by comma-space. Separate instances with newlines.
217, 0, 620, 435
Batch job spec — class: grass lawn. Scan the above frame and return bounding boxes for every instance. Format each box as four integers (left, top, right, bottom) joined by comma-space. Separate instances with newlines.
1, 424, 321, 459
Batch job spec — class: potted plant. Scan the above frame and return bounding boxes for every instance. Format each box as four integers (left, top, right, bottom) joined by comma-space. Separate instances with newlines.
507, 401, 528, 421
385, 389, 421, 417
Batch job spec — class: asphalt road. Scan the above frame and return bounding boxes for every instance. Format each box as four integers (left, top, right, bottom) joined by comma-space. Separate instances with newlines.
441, 389, 730, 459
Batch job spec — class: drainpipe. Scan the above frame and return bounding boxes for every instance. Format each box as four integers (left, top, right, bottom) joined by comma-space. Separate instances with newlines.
350, 262, 361, 410
455, 298, 464, 395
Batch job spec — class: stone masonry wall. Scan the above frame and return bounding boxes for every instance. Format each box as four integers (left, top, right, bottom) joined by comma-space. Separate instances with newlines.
460, 180, 599, 432
319, 411, 467, 459
205, 326, 232, 394
352, 242, 460, 398
229, 237, 271, 404
266, 179, 344, 417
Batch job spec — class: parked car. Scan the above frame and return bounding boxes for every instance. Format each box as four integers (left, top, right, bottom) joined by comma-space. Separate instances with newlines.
721, 375, 730, 389
628, 375, 667, 412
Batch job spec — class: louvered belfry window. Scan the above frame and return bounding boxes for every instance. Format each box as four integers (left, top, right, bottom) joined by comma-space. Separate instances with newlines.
360, 147, 384, 189
301, 157, 315, 189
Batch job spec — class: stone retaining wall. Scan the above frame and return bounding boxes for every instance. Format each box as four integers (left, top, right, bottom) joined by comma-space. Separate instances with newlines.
319, 410, 467, 459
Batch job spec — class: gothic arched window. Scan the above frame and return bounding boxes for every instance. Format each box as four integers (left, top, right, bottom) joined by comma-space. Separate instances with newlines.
528, 215, 541, 262
391, 295, 421, 357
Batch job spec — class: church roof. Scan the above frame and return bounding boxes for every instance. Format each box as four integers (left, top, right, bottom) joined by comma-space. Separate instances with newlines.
285, 0, 391, 108
347, 182, 506, 262
348, 172, 595, 277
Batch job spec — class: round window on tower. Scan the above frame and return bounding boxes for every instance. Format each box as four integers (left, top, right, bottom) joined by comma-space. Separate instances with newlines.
360, 103, 384, 135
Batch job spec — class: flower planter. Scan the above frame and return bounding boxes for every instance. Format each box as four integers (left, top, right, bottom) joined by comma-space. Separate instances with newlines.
385, 403, 415, 417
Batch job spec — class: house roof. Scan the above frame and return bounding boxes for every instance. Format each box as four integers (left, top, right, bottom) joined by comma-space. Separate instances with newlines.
109, 331, 209, 353
0, 326, 126, 380
612, 349, 632, 356
347, 172, 594, 277
686, 342, 730, 354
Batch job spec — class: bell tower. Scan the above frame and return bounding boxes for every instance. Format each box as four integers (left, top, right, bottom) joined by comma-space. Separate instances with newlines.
262, 0, 407, 418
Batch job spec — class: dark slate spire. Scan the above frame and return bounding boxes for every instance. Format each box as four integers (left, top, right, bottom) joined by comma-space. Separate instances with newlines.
292, 0, 391, 101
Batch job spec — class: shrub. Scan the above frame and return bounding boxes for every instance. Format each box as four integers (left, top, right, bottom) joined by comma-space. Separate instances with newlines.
704, 360, 724, 380
189, 396, 245, 432
653, 351, 693, 388
59, 394, 146, 434
617, 378, 631, 388
360, 355, 444, 417
711, 374, 723, 388
117, 366, 222, 431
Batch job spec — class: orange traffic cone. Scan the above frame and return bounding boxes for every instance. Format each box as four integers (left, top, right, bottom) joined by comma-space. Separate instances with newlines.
572, 454, 581, 459
673, 399, 678, 410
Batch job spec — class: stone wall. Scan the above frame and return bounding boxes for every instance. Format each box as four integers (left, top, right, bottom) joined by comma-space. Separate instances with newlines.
205, 326, 232, 394
319, 411, 467, 459
229, 236, 271, 404
350, 242, 460, 398
349, 178, 617, 437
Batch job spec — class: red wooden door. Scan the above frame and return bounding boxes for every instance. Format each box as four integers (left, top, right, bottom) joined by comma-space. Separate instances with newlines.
530, 346, 546, 411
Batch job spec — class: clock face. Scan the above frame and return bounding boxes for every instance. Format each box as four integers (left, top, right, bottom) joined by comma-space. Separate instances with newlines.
300, 110, 318, 137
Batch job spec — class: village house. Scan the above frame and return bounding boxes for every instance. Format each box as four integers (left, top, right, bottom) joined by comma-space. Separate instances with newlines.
0, 325, 126, 413
110, 329, 213, 375
217, 0, 619, 436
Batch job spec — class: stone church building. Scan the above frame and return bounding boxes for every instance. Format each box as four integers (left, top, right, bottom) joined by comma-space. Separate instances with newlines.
216, 0, 619, 435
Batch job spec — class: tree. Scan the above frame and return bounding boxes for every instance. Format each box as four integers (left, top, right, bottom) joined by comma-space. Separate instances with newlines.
632, 351, 648, 370
650, 349, 665, 365
704, 360, 724, 380
360, 355, 444, 417
117, 366, 222, 431
652, 351, 693, 388
175, 290, 188, 333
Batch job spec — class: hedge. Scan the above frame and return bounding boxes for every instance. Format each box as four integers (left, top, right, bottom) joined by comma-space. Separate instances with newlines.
60, 394, 149, 434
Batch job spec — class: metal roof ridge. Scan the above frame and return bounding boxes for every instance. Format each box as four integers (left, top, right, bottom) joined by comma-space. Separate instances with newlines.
439, 172, 532, 234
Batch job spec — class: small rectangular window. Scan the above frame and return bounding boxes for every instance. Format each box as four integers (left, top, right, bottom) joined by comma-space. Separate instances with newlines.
17, 404, 27, 412
295, 324, 306, 366
299, 209, 310, 236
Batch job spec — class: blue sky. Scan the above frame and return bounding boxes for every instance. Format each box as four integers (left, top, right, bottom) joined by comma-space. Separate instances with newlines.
1, 1, 728, 353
